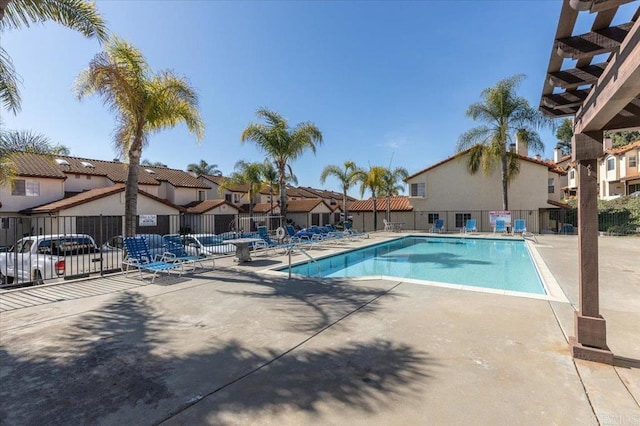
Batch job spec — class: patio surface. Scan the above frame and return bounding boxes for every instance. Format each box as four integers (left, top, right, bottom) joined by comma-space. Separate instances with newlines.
0, 233, 638, 425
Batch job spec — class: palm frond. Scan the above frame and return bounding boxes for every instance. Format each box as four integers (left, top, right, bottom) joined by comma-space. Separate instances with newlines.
456, 126, 493, 151
0, 45, 21, 114
1, 0, 108, 41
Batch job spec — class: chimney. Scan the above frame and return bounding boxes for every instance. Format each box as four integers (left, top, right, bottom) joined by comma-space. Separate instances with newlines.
535, 154, 542, 161
509, 143, 516, 153
603, 137, 613, 152
515, 132, 528, 157
553, 148, 563, 163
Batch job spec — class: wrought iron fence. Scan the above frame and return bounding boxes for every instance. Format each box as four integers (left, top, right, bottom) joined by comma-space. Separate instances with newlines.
0, 213, 284, 288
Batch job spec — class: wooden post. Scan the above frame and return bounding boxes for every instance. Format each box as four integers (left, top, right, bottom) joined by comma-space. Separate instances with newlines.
569, 132, 614, 364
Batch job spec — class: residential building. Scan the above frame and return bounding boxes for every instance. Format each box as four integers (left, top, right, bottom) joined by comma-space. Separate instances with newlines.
405, 148, 567, 233
598, 140, 640, 199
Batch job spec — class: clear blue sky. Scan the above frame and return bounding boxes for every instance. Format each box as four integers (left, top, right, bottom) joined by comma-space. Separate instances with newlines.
3, 1, 636, 197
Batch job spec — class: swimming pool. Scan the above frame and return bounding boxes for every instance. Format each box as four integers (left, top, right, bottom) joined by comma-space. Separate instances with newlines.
283, 236, 546, 295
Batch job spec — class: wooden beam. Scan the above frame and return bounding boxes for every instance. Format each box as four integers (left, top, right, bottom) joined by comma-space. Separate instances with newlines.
548, 63, 606, 89
590, 0, 635, 13
542, 89, 590, 109
540, 105, 579, 118
556, 22, 633, 60
541, 1, 579, 98
575, 18, 640, 133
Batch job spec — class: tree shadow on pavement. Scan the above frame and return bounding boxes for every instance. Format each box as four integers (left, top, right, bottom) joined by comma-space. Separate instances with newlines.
0, 290, 434, 426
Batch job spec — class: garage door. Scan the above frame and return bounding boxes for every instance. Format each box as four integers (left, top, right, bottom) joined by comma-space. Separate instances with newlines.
76, 216, 123, 246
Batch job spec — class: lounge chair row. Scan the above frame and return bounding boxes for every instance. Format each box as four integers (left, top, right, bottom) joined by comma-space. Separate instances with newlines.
429, 218, 529, 234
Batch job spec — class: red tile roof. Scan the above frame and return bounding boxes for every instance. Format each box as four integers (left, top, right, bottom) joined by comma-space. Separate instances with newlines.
605, 140, 640, 155
21, 185, 183, 214
182, 199, 239, 214
8, 152, 210, 188
348, 196, 413, 212
285, 199, 329, 213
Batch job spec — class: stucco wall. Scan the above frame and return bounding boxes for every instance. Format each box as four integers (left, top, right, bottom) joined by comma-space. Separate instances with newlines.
58, 192, 180, 217
172, 188, 198, 206
63, 175, 111, 192
406, 155, 555, 212
0, 178, 64, 213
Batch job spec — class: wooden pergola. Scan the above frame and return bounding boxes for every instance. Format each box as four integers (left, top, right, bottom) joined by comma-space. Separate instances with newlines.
540, 0, 640, 364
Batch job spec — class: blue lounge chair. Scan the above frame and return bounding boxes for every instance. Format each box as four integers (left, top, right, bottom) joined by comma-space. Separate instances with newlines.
430, 219, 445, 233
463, 219, 477, 233
162, 235, 208, 271
493, 219, 507, 234
513, 219, 526, 234
123, 236, 181, 283
257, 226, 294, 254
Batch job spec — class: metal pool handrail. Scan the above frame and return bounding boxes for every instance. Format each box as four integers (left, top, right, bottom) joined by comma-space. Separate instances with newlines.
288, 246, 320, 278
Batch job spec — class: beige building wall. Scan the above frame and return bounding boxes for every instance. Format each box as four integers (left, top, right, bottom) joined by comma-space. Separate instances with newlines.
172, 188, 199, 206
406, 155, 552, 212
63, 174, 111, 192
0, 178, 64, 213
139, 184, 160, 197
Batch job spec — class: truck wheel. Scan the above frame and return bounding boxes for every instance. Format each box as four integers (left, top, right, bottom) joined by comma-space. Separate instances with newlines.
33, 271, 45, 286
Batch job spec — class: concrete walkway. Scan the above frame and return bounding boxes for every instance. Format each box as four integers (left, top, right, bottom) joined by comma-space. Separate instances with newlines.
0, 234, 638, 425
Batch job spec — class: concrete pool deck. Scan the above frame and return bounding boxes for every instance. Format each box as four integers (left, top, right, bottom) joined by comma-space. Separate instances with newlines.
0, 233, 638, 425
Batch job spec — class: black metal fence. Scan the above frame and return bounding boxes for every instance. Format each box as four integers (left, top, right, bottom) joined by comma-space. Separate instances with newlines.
0, 213, 284, 288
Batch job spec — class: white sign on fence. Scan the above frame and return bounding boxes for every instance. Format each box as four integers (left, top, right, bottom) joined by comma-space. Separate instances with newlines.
489, 210, 512, 225
139, 214, 157, 227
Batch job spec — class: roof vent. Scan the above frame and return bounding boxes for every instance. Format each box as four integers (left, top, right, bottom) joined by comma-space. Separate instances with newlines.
145, 168, 156, 174
55, 159, 70, 166
81, 161, 94, 168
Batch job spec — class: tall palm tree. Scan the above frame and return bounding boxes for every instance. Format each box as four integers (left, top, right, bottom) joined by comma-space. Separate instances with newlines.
0, 0, 108, 114
261, 160, 278, 215
319, 161, 361, 226
241, 108, 322, 222
221, 160, 265, 230
381, 166, 409, 222
456, 74, 549, 211
75, 36, 205, 236
357, 165, 387, 231
187, 159, 221, 176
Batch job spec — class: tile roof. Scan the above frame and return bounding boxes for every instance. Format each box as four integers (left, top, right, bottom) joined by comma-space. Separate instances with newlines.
546, 200, 573, 210
605, 140, 640, 155
182, 199, 239, 214
285, 199, 328, 213
406, 148, 566, 179
298, 186, 357, 201
250, 203, 276, 213
348, 196, 413, 212
20, 185, 183, 214
8, 152, 209, 188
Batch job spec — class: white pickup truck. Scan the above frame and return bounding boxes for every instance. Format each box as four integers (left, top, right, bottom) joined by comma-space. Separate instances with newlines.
0, 234, 100, 286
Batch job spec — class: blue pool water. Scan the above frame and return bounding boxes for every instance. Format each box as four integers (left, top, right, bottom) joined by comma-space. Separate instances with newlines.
284, 236, 546, 295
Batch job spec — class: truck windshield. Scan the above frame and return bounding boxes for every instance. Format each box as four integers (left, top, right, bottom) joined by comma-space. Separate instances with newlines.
12, 240, 33, 253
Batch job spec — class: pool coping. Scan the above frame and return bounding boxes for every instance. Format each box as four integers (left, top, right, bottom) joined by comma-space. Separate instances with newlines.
261, 233, 570, 303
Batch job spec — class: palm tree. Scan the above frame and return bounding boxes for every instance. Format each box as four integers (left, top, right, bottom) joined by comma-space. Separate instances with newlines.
261, 160, 278, 215
381, 166, 409, 222
187, 159, 221, 176
357, 165, 387, 231
0, 128, 69, 155
241, 108, 322, 222
456, 74, 549, 211
0, 127, 70, 185
75, 36, 205, 236
319, 161, 361, 227
0, 0, 108, 114
221, 160, 265, 230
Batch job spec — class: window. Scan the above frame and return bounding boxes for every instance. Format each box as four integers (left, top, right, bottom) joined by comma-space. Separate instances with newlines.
569, 170, 575, 180
233, 193, 241, 203
607, 158, 615, 171
630, 183, 640, 194
11, 180, 40, 196
311, 213, 320, 226
548, 178, 555, 194
455, 213, 471, 228
86, 175, 91, 180
1, 218, 9, 229
55, 159, 70, 166
198, 190, 205, 201
630, 156, 637, 168
81, 161, 94, 168
427, 213, 439, 224
410, 183, 426, 197
225, 194, 232, 203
